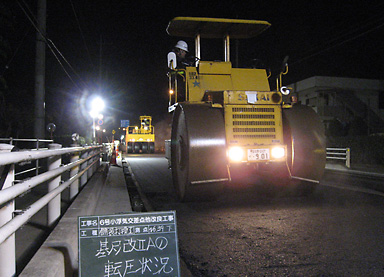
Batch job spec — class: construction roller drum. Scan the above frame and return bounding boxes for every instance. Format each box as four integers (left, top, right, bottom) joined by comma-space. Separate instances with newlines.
171, 104, 229, 201
282, 104, 326, 185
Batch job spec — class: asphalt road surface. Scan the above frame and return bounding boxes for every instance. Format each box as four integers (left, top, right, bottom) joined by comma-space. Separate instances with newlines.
124, 154, 384, 276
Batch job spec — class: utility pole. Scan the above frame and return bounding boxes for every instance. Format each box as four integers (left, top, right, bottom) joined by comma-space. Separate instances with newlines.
34, 0, 46, 139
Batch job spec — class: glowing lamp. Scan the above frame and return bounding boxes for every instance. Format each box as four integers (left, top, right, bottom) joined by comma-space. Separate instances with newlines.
228, 147, 244, 162
271, 146, 285, 159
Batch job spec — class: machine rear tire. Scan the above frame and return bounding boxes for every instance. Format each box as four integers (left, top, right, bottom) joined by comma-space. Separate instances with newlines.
171, 104, 228, 201
149, 142, 155, 153
127, 142, 133, 153
134, 142, 141, 153
142, 142, 149, 153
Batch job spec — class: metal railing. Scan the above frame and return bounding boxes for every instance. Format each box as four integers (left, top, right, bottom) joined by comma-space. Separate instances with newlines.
0, 143, 104, 277
0, 137, 53, 147
326, 147, 351, 168
0, 138, 54, 178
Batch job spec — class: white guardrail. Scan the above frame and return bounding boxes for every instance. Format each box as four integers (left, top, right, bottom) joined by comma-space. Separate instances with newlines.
0, 142, 107, 277
326, 147, 351, 168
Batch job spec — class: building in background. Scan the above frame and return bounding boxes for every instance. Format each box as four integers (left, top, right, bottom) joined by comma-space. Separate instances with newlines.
290, 76, 384, 136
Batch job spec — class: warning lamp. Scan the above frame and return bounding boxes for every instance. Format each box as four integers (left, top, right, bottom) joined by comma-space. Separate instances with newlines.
290, 95, 298, 103
280, 86, 291, 95
169, 89, 174, 95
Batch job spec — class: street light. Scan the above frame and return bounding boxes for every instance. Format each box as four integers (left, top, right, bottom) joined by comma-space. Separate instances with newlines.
91, 97, 105, 112
89, 97, 104, 144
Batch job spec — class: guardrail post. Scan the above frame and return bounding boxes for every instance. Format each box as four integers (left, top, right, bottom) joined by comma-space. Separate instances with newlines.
70, 144, 80, 200
92, 148, 97, 174
87, 148, 94, 180
35, 139, 40, 176
80, 150, 88, 187
96, 147, 101, 168
0, 144, 16, 277
47, 143, 62, 226
93, 147, 99, 172
346, 148, 351, 168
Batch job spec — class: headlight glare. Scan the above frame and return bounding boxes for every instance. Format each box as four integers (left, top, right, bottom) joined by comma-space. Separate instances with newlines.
271, 146, 285, 159
228, 147, 244, 162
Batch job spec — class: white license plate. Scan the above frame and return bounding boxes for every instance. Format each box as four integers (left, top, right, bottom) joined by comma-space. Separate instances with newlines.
248, 149, 270, 161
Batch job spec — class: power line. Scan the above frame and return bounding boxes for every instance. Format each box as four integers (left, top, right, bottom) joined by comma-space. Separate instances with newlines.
292, 20, 384, 66
46, 38, 88, 87
17, 0, 87, 90
292, 4, 384, 66
69, 0, 94, 68
1, 25, 33, 75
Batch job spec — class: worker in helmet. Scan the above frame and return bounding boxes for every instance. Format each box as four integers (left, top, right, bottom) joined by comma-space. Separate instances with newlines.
173, 40, 189, 68
167, 40, 190, 101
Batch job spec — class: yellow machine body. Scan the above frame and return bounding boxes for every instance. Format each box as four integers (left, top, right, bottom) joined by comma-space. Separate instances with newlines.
169, 60, 286, 166
166, 17, 326, 201
126, 116, 155, 154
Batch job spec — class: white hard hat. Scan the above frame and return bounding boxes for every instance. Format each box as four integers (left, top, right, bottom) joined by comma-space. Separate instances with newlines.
175, 40, 188, 52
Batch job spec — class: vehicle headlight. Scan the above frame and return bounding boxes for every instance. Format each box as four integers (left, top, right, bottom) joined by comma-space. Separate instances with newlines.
271, 146, 285, 159
228, 147, 244, 162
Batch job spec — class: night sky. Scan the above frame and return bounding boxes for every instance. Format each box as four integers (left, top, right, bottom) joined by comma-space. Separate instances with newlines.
2, 0, 384, 140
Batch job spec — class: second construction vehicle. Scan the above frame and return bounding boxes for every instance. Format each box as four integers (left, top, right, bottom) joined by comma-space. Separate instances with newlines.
165, 17, 326, 201
126, 116, 155, 154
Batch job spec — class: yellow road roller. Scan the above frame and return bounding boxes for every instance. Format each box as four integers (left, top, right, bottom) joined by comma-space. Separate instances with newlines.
165, 17, 326, 201
126, 115, 155, 154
